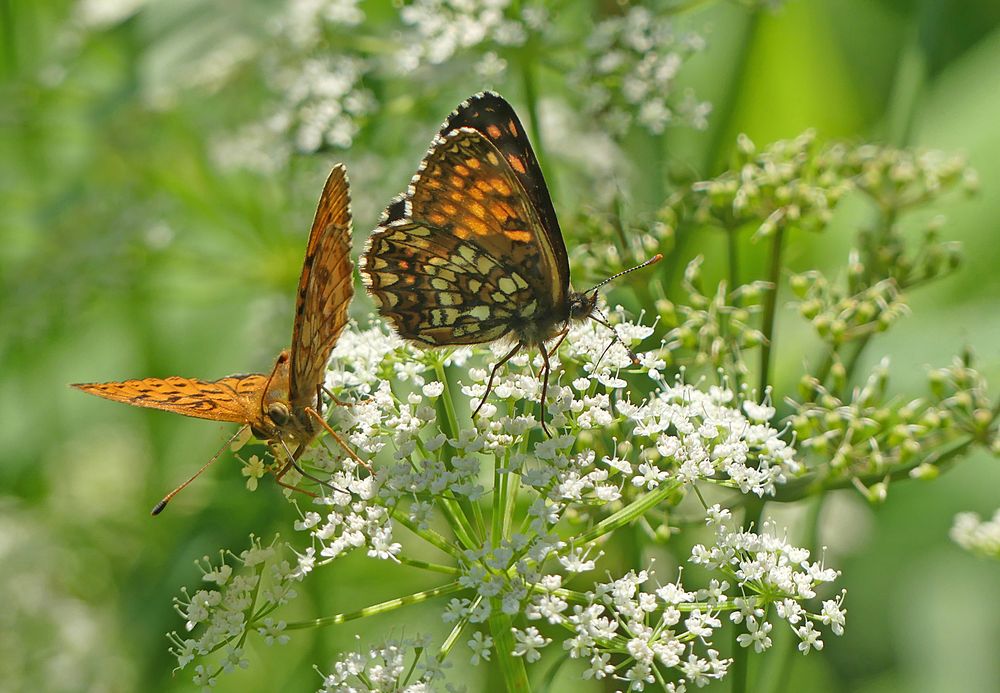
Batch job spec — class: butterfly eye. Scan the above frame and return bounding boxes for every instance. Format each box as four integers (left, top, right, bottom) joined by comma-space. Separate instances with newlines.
267, 402, 291, 426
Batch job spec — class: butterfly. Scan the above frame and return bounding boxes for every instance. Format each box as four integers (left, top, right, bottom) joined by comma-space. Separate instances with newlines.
359, 92, 660, 433
73, 164, 362, 514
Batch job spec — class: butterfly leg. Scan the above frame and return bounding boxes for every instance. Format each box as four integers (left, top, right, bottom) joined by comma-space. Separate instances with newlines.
273, 438, 349, 495
272, 443, 319, 499
321, 385, 357, 408
305, 406, 373, 473
472, 341, 523, 420
546, 327, 570, 359
538, 343, 554, 437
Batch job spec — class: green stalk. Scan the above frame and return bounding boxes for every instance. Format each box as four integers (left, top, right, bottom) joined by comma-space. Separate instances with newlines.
284, 581, 466, 630
433, 361, 483, 549
492, 454, 507, 549
397, 555, 462, 576
666, 5, 762, 293
728, 228, 741, 290
758, 226, 786, 394
731, 496, 765, 693
489, 603, 531, 692
392, 508, 465, 561
518, 38, 547, 175
575, 480, 681, 545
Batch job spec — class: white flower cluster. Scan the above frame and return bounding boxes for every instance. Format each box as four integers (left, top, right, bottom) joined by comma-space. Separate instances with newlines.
515, 511, 846, 689
951, 510, 1000, 559
692, 507, 846, 654
168, 537, 301, 687
273, 0, 365, 49
317, 635, 447, 692
271, 55, 377, 153
575, 6, 710, 136
619, 382, 800, 497
542, 569, 731, 690
171, 312, 841, 688
394, 0, 541, 74
211, 2, 375, 172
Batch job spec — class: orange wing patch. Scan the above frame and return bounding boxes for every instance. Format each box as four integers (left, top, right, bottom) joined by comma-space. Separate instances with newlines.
72, 375, 266, 424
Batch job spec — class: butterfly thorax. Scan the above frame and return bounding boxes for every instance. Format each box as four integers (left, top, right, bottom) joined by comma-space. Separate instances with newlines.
513, 290, 597, 348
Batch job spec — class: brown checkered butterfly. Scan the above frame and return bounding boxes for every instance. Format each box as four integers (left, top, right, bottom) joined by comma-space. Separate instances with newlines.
73, 164, 364, 514
360, 92, 661, 433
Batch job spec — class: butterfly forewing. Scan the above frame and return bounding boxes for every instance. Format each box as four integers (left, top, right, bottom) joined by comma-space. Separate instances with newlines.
289, 164, 354, 411
440, 91, 569, 300
72, 375, 267, 424
361, 127, 562, 346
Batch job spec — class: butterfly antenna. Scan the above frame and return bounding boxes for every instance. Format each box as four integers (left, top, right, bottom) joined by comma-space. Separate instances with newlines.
584, 253, 663, 295
590, 307, 641, 367
151, 425, 248, 516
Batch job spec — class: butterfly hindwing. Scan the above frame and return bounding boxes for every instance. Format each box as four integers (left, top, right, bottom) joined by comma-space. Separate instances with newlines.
72, 374, 267, 424
289, 164, 355, 410
361, 127, 562, 346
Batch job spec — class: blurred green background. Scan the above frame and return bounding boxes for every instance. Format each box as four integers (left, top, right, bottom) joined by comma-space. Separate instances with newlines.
2, 1, 999, 691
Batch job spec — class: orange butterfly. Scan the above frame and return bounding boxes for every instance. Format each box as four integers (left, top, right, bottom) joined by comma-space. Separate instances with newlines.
73, 164, 362, 514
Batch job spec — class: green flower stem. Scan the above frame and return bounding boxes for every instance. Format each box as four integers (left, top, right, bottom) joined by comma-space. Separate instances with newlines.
489, 601, 531, 692
503, 464, 520, 539
664, 0, 717, 15
728, 228, 740, 291
731, 496, 765, 693
764, 495, 825, 693
771, 432, 980, 503
491, 464, 504, 548
575, 480, 682, 545
667, 2, 763, 334
284, 581, 467, 631
438, 601, 477, 661
433, 361, 483, 549
758, 226, 786, 394
515, 20, 547, 177
392, 508, 465, 561
397, 555, 462, 576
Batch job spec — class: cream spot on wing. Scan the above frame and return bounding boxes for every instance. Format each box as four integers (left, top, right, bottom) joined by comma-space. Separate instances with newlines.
431, 308, 459, 326
408, 226, 431, 237
498, 277, 517, 294
475, 256, 493, 274
469, 279, 482, 292
470, 305, 490, 320
431, 278, 450, 290
512, 273, 528, 289
521, 299, 538, 316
